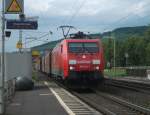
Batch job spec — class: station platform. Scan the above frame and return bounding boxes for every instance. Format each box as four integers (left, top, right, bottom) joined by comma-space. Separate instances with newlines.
5, 78, 68, 115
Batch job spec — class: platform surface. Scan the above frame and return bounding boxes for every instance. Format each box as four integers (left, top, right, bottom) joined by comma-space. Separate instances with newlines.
6, 74, 68, 115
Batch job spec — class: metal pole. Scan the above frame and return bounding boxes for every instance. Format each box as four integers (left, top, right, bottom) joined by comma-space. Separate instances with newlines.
113, 36, 116, 68
112, 34, 116, 76
0, 0, 5, 114
19, 30, 23, 52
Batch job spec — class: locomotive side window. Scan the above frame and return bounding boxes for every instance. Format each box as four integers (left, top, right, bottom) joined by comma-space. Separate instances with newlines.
68, 42, 99, 53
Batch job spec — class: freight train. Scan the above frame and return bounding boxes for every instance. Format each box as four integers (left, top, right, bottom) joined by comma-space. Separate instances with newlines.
36, 32, 105, 87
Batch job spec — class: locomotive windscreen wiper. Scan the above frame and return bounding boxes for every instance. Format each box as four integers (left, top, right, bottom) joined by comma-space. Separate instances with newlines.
83, 44, 90, 53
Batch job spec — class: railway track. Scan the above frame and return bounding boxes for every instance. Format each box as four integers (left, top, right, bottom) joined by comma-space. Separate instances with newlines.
115, 77, 150, 84
52, 78, 150, 115
98, 78, 150, 110
95, 90, 150, 115
71, 89, 150, 115
104, 78, 150, 95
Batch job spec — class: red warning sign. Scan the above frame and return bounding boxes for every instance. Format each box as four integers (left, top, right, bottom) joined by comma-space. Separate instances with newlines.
7, 0, 22, 13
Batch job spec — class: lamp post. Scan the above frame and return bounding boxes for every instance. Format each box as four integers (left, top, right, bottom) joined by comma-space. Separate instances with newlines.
108, 33, 116, 76
113, 34, 116, 75
103, 34, 116, 73
1, 0, 5, 114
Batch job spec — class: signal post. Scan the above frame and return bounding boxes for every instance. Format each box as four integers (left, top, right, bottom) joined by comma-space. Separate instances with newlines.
0, 0, 38, 114
0, 0, 5, 114
1, 0, 24, 113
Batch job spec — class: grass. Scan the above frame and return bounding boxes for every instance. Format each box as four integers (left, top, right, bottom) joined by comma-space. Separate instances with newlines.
104, 68, 127, 78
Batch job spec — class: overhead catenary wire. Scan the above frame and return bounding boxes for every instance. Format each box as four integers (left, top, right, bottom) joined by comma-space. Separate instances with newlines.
23, 31, 48, 34
60, 0, 80, 25
24, 32, 51, 45
67, 0, 87, 25
23, 0, 86, 44
27, 39, 48, 43
59, 0, 87, 28
102, 1, 150, 32
57, 0, 87, 38
24, 1, 150, 47
22, 31, 50, 40
101, 1, 150, 73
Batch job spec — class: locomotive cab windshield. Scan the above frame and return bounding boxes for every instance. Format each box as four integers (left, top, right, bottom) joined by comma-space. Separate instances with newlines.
68, 42, 99, 53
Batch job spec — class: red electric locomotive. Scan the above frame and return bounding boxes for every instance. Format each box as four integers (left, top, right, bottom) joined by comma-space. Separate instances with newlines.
50, 33, 105, 86
45, 51, 51, 75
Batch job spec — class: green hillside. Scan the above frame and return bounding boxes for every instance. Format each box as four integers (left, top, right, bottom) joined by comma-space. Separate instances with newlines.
31, 39, 62, 52
102, 26, 150, 67
102, 26, 148, 40
32, 26, 149, 52
90, 26, 149, 40
31, 25, 150, 66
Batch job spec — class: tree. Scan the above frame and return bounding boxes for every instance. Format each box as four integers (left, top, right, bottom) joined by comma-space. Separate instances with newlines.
123, 36, 146, 66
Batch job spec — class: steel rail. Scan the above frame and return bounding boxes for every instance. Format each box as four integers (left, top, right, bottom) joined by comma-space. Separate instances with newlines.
72, 91, 117, 115
50, 76, 150, 115
104, 79, 150, 94
52, 79, 115, 115
53, 79, 147, 115
95, 90, 150, 115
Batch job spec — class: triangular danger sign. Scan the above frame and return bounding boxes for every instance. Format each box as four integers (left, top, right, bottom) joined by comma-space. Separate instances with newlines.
7, 0, 22, 12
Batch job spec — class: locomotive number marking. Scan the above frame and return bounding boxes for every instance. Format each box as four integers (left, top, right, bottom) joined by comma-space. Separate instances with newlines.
77, 60, 91, 64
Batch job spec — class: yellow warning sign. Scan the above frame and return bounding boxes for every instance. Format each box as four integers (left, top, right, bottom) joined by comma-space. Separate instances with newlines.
16, 41, 22, 49
32, 51, 40, 56
7, 0, 22, 12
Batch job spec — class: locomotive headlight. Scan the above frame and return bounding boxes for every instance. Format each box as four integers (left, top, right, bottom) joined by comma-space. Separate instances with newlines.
96, 66, 99, 70
69, 60, 77, 65
70, 66, 74, 70
92, 60, 100, 64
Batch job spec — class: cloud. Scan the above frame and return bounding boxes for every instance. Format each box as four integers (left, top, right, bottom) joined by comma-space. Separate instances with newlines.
23, 0, 150, 29
23, 0, 150, 33
126, 1, 150, 17
5, 0, 150, 51
25, 0, 53, 13
24, 0, 150, 22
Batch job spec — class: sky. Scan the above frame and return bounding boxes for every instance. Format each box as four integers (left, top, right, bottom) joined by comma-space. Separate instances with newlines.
1, 0, 150, 51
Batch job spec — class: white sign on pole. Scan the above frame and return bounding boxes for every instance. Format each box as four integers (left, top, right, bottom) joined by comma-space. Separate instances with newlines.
5, 0, 24, 14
